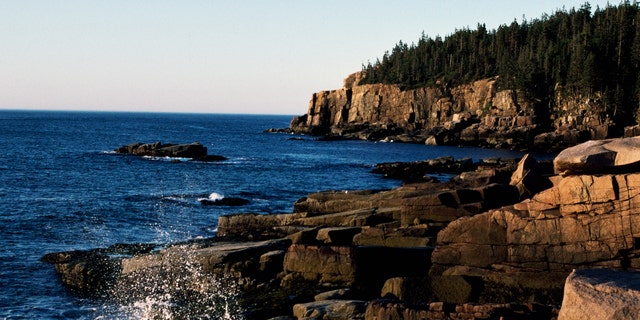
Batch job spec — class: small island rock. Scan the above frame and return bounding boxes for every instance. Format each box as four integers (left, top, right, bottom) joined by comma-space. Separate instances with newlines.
114, 142, 227, 161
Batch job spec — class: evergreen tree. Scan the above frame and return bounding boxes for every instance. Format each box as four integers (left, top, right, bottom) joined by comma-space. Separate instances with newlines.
358, 2, 640, 128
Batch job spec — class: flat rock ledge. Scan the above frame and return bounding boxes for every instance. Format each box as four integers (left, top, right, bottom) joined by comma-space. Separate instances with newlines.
42, 137, 640, 319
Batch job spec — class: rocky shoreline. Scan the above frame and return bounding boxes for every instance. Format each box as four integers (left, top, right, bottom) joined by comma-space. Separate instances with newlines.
277, 74, 640, 153
42, 137, 640, 319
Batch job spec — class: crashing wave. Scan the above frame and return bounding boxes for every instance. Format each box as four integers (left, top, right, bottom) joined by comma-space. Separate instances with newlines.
198, 193, 249, 206
197, 193, 224, 203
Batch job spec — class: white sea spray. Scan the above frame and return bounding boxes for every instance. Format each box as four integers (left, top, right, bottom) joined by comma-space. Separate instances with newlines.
113, 244, 244, 319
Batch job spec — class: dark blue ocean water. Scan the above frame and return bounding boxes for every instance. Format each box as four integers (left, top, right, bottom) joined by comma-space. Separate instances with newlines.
0, 110, 533, 319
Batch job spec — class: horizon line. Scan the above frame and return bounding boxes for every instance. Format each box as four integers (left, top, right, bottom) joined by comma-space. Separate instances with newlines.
0, 108, 299, 117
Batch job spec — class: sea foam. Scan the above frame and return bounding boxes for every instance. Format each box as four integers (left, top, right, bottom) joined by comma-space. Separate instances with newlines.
197, 192, 224, 202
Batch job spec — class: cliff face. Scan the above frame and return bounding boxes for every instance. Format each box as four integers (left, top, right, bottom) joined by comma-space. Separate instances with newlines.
292, 77, 502, 133
291, 73, 618, 151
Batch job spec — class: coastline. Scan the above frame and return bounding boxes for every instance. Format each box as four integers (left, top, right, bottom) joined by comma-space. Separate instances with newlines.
42, 136, 640, 319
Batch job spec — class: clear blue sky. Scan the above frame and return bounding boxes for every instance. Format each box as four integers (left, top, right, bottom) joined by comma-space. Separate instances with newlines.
0, 1, 614, 115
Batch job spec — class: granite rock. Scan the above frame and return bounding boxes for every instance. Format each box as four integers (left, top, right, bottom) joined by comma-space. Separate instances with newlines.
292, 300, 368, 320
553, 136, 640, 175
432, 170, 640, 304
559, 269, 640, 320
289, 73, 617, 151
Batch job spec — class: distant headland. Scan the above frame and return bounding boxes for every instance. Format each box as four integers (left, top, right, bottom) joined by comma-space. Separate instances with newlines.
287, 3, 640, 153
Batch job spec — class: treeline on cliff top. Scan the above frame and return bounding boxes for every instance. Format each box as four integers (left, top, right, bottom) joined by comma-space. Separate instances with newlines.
359, 1, 640, 126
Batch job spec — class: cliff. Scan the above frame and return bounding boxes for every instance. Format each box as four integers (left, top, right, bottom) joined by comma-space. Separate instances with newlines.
290, 73, 623, 151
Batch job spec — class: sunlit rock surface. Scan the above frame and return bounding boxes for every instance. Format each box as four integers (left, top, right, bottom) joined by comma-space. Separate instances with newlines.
553, 136, 640, 175
43, 138, 640, 318
430, 138, 640, 307
289, 73, 615, 151
559, 269, 640, 320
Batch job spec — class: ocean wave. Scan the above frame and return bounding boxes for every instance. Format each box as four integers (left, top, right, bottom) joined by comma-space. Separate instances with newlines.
203, 157, 250, 165
127, 192, 230, 207
142, 156, 192, 162
197, 192, 224, 203
161, 195, 196, 205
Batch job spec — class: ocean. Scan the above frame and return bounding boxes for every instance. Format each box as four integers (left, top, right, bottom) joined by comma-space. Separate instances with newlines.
0, 110, 532, 319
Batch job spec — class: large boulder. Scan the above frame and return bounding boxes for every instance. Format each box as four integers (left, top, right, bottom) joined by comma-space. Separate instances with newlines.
400, 183, 520, 225
553, 136, 640, 175
293, 190, 384, 216
509, 154, 553, 200
315, 227, 362, 246
559, 269, 640, 320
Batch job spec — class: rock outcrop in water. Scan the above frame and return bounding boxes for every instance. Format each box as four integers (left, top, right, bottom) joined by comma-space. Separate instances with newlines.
43, 137, 640, 319
287, 73, 625, 152
114, 142, 227, 161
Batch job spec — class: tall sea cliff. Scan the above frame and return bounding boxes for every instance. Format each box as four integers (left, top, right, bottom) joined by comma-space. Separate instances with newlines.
290, 72, 628, 152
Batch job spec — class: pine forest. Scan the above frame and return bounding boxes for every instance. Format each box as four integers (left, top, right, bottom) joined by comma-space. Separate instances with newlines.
359, 1, 640, 128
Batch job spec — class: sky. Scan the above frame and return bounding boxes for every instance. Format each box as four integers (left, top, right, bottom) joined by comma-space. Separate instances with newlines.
0, 1, 615, 115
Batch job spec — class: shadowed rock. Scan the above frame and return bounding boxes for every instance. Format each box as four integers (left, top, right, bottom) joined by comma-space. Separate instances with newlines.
293, 299, 368, 320
199, 197, 250, 206
114, 142, 227, 161
510, 154, 553, 200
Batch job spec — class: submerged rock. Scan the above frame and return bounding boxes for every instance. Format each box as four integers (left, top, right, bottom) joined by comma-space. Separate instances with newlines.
199, 197, 250, 206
